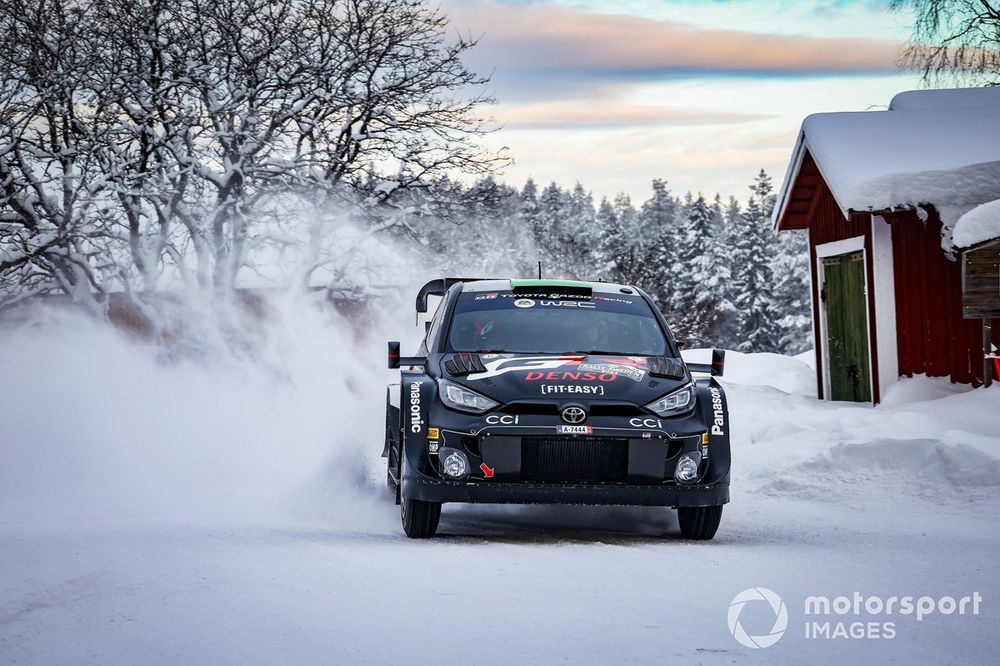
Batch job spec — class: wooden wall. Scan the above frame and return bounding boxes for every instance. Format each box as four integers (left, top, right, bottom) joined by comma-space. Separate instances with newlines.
884, 209, 999, 386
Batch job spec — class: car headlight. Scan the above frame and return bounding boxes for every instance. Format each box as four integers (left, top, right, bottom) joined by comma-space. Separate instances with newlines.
438, 378, 499, 414
645, 382, 695, 417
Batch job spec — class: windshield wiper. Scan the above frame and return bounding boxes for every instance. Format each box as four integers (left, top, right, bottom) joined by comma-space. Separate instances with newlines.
572, 350, 630, 356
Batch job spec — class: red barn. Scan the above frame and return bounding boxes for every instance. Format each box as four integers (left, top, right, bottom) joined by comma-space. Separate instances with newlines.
774, 88, 1000, 403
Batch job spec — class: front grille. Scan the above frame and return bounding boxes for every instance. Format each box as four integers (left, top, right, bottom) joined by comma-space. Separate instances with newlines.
520, 436, 628, 483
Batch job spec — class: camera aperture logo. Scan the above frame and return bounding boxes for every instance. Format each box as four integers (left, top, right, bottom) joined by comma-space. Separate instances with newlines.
728, 588, 788, 649
728, 589, 983, 648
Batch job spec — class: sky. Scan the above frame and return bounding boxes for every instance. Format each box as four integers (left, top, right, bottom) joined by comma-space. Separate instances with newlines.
442, 0, 923, 202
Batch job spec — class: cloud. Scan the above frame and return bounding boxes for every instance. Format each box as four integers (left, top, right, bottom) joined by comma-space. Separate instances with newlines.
499, 100, 772, 129
442, 1, 917, 201
448, 0, 902, 86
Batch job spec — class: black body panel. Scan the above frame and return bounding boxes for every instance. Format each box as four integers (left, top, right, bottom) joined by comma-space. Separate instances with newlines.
386, 280, 731, 509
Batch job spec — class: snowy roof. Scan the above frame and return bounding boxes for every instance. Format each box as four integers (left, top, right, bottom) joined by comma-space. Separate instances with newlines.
953, 199, 1000, 249
774, 87, 1000, 249
889, 87, 1000, 111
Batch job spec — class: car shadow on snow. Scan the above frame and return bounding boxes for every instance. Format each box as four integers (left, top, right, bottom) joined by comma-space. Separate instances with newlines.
430, 503, 808, 547
432, 504, 695, 545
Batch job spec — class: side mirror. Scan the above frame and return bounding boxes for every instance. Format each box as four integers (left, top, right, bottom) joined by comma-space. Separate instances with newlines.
388, 340, 401, 369
711, 349, 725, 377
683, 348, 725, 376
387, 340, 427, 369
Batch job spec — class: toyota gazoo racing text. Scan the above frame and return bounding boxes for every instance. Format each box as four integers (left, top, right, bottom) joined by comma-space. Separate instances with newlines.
383, 278, 731, 539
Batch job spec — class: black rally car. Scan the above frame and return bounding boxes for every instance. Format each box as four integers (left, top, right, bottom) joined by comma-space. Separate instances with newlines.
384, 278, 730, 539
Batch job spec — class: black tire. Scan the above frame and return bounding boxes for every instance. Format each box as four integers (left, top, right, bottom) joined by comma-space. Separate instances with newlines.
677, 505, 723, 540
401, 497, 441, 538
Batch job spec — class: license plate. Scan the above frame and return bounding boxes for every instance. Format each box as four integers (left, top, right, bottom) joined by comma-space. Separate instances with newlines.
557, 425, 592, 434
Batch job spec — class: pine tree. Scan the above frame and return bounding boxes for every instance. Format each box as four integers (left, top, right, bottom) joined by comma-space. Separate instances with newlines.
561, 183, 597, 279
723, 171, 782, 351
719, 196, 744, 343
595, 196, 627, 282
772, 230, 812, 354
672, 194, 728, 347
640, 179, 681, 315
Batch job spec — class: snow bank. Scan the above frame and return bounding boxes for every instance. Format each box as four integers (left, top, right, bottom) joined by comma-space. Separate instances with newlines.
683, 348, 815, 396
953, 198, 1000, 248
726, 361, 999, 509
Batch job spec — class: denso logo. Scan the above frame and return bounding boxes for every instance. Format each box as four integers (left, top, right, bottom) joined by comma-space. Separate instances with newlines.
710, 386, 725, 436
409, 382, 422, 433
629, 417, 662, 429
524, 371, 618, 381
485, 414, 519, 425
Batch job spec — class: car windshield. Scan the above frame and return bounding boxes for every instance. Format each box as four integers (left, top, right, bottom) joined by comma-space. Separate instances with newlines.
446, 290, 670, 356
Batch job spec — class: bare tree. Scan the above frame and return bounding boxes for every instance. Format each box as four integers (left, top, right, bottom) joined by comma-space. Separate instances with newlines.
0, 0, 120, 311
0, 0, 506, 309
892, 0, 1000, 85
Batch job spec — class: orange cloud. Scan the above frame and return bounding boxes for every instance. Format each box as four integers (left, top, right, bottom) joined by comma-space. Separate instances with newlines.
499, 100, 771, 129
448, 1, 901, 77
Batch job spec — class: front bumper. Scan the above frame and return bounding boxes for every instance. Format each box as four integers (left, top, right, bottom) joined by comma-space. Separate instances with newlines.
402, 474, 729, 507
400, 397, 730, 508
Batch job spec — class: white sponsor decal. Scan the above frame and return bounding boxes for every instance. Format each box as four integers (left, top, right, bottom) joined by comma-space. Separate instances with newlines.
467, 356, 578, 381
579, 362, 646, 382
541, 384, 605, 395
485, 414, 519, 425
557, 425, 592, 434
514, 298, 535, 308
710, 386, 725, 436
593, 295, 636, 304
629, 417, 662, 428
409, 382, 423, 434
539, 300, 595, 309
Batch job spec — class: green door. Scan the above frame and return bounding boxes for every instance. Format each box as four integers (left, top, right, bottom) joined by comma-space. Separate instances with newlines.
823, 251, 871, 402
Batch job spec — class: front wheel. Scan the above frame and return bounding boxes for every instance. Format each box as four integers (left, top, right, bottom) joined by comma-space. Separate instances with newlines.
401, 497, 442, 538
677, 505, 723, 540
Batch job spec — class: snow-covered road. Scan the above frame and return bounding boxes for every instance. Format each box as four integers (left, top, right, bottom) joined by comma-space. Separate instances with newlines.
1, 317, 998, 664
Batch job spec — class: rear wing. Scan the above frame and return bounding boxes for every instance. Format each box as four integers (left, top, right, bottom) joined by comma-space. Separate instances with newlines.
415, 277, 496, 314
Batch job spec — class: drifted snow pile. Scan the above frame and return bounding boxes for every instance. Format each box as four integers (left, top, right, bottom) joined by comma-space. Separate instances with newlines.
686, 348, 1000, 510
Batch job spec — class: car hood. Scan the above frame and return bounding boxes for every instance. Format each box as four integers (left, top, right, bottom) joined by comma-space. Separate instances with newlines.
441, 353, 690, 405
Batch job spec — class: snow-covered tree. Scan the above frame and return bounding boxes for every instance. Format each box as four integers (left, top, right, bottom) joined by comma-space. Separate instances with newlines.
671, 193, 729, 347
729, 172, 780, 352
772, 230, 812, 354
0, 0, 506, 310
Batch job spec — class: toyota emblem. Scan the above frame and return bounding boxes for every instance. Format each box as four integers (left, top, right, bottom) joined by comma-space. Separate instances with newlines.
561, 406, 587, 424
